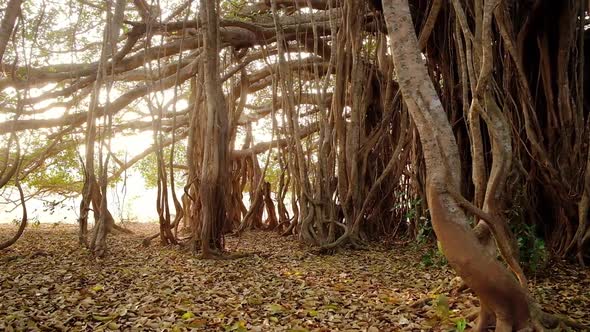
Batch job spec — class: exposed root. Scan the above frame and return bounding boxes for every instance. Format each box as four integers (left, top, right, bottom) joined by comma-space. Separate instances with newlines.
313, 246, 339, 255
141, 233, 160, 247
111, 223, 133, 234
349, 237, 370, 250
537, 309, 589, 331
470, 305, 590, 331
199, 250, 254, 260
280, 219, 296, 237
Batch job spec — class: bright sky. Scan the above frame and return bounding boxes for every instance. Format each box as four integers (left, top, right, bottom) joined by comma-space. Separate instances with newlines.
0, 0, 294, 224
0, 85, 280, 224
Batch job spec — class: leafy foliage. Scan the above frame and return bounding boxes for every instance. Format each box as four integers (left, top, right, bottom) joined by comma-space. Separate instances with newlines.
514, 224, 549, 274
134, 144, 187, 189
506, 187, 549, 273
261, 152, 283, 192
420, 242, 448, 268
220, 0, 248, 18
454, 317, 467, 332
21, 139, 82, 194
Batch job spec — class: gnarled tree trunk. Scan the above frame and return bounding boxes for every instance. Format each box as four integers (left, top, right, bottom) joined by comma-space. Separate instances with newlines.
198, 0, 229, 258
382, 0, 537, 329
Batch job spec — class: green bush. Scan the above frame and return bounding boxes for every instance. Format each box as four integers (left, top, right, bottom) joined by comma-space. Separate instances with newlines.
420, 241, 448, 268
507, 188, 549, 274
513, 223, 549, 273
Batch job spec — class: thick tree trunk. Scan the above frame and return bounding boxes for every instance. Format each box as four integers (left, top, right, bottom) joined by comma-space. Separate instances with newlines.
198, 0, 229, 257
382, 0, 536, 330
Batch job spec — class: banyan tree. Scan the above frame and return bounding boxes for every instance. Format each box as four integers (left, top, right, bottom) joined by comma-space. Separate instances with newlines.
1, 0, 589, 329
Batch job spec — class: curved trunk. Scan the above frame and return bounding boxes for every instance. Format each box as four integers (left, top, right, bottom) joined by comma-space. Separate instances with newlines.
0, 184, 27, 250
382, 0, 535, 329
263, 182, 279, 229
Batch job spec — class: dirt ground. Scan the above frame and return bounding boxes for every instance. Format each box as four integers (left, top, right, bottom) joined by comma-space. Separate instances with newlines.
1, 223, 588, 331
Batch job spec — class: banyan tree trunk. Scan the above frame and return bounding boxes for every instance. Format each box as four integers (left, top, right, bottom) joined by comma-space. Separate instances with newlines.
198, 0, 229, 257
382, 0, 538, 329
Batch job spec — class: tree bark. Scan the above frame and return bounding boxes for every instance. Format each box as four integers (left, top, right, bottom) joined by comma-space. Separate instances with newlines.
79, 0, 125, 255
382, 0, 536, 329
198, 0, 229, 257
0, 0, 22, 63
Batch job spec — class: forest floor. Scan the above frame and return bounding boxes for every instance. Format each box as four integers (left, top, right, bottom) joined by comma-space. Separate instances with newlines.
0, 224, 589, 332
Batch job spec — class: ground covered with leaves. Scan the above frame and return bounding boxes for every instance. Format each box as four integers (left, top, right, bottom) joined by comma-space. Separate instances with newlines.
0, 224, 588, 331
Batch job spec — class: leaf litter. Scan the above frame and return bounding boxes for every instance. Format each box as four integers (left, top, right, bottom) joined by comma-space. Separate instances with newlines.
0, 224, 588, 331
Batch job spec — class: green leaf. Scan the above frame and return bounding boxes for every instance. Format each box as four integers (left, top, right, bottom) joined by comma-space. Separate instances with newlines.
434, 294, 449, 320
182, 311, 195, 320
322, 303, 339, 310
247, 296, 263, 305
454, 317, 467, 332
230, 321, 247, 332
92, 314, 116, 322
90, 284, 104, 292
107, 322, 120, 330
267, 303, 284, 314
187, 319, 207, 328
